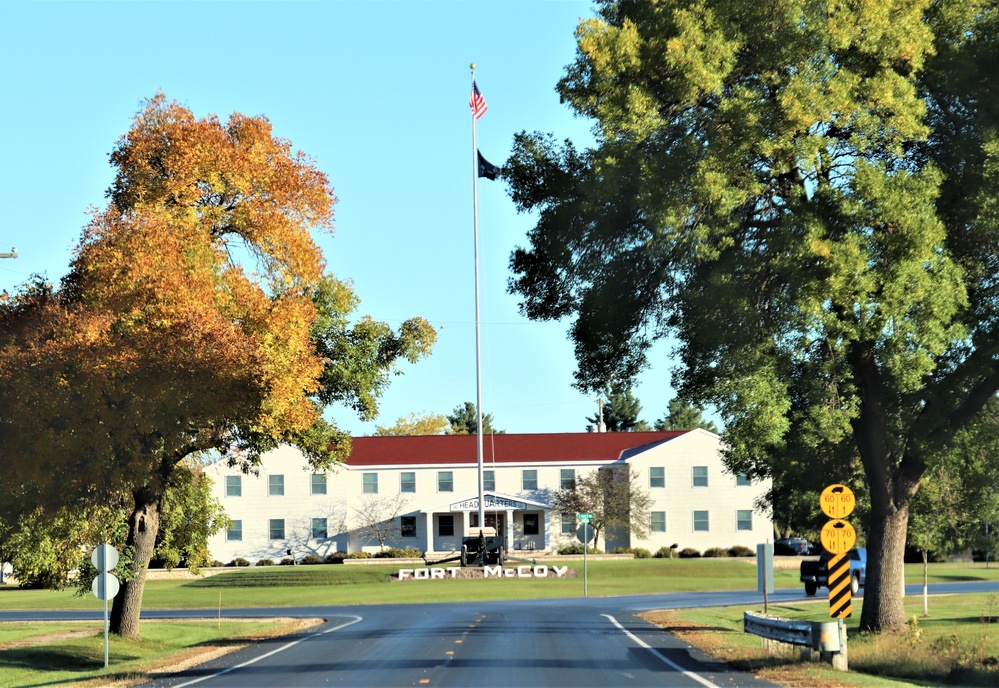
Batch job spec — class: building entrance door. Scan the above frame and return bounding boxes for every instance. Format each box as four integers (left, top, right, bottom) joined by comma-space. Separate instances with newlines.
469, 512, 505, 535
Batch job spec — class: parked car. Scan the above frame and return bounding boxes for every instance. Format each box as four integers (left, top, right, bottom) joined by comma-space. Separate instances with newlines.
774, 537, 813, 556
800, 547, 867, 596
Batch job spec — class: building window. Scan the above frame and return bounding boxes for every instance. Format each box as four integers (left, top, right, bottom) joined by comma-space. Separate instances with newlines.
225, 475, 242, 497
651, 512, 666, 533
437, 471, 453, 493
438, 514, 454, 537
560, 469, 575, 490
268, 474, 285, 496
269, 519, 285, 540
649, 467, 665, 488
226, 520, 242, 541
401, 516, 417, 538
312, 518, 328, 539
311, 473, 327, 495
737, 510, 753, 531
692, 466, 708, 487
363, 473, 378, 494
693, 510, 709, 532
522, 469, 538, 491
523, 514, 540, 535
400, 471, 416, 493
736, 474, 752, 487
483, 470, 495, 492
560, 513, 575, 535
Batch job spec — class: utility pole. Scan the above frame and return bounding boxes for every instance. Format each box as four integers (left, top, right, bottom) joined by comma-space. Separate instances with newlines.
0, 247, 16, 259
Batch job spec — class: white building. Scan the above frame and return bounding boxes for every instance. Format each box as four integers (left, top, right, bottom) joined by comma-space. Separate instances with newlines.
205, 430, 771, 563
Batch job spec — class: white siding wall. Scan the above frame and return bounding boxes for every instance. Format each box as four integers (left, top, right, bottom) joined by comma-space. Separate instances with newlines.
623, 430, 771, 554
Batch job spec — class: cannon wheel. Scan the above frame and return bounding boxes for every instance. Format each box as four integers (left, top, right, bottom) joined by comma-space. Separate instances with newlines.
460, 545, 468, 567
497, 547, 505, 567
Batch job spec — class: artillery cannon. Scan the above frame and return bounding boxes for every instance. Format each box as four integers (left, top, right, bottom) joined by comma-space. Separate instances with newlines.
424, 527, 537, 568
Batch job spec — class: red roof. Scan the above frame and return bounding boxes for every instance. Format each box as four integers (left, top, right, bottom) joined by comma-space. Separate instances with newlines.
346, 431, 686, 467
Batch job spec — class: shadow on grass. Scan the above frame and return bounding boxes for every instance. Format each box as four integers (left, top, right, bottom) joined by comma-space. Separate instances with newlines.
0, 644, 137, 672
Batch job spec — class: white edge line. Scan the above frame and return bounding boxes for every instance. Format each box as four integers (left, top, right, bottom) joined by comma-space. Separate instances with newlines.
602, 613, 721, 688
171, 615, 363, 688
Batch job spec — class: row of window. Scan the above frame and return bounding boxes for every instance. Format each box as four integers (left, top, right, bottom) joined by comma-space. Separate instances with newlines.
555, 509, 752, 534
226, 509, 753, 543
227, 513, 543, 543
225, 467, 752, 498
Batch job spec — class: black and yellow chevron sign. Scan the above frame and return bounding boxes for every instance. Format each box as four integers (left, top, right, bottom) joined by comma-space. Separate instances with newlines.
827, 552, 852, 618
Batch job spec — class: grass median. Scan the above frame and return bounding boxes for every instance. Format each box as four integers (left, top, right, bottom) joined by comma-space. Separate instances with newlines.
0, 559, 995, 687
646, 592, 999, 687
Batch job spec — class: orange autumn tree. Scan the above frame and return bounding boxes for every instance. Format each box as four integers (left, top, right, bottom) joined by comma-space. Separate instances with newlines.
0, 95, 434, 638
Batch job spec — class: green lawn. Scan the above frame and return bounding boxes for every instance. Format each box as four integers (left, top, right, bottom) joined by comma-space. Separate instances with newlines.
1, 559, 993, 611
659, 592, 999, 687
0, 619, 315, 688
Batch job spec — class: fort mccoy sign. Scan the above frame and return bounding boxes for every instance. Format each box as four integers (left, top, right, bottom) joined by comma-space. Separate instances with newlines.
397, 565, 571, 581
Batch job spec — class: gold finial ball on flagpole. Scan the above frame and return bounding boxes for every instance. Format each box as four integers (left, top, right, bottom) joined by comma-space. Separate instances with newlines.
470, 63, 476, 70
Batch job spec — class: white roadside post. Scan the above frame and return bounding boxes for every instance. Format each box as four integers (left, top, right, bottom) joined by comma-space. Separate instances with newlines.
577, 514, 594, 597
91, 544, 120, 668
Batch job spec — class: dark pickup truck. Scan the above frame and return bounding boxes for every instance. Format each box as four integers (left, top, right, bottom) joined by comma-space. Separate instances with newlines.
800, 547, 867, 596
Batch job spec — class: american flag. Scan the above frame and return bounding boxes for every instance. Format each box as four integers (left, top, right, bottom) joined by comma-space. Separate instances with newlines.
470, 80, 488, 120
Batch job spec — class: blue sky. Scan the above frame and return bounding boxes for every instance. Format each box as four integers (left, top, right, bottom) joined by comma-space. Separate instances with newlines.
0, 1, 684, 436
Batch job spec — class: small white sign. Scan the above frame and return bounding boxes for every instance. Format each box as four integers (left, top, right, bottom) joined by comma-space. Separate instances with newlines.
92, 572, 120, 600
91, 544, 119, 572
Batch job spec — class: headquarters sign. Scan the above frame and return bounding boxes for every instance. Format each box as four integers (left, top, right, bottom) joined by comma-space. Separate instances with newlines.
450, 495, 527, 512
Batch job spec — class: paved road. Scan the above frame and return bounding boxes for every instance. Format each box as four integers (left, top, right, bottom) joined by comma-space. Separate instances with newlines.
134, 597, 777, 688
6, 582, 996, 687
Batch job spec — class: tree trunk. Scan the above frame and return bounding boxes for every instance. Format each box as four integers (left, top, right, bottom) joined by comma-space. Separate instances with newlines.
859, 499, 910, 632
109, 488, 161, 639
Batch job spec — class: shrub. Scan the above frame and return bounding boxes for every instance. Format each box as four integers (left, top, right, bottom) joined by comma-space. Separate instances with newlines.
557, 543, 600, 555
678, 547, 701, 558
702, 547, 728, 558
211, 560, 224, 568
279, 557, 295, 566
654, 546, 674, 559
612, 547, 652, 558
728, 545, 755, 557
325, 552, 347, 564
299, 554, 324, 565
374, 547, 422, 558
255, 559, 275, 567
346, 551, 372, 559
228, 558, 250, 567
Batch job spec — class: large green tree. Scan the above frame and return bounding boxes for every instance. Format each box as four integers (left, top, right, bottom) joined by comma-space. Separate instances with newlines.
446, 401, 503, 435
0, 95, 434, 637
653, 398, 719, 433
587, 383, 650, 431
505, 1, 999, 631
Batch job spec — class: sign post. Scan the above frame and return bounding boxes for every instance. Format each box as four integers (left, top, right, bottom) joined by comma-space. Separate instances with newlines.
577, 514, 594, 597
818, 485, 856, 670
756, 542, 774, 613
91, 544, 119, 668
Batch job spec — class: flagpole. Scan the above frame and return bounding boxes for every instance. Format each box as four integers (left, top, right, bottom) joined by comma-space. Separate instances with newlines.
470, 64, 485, 535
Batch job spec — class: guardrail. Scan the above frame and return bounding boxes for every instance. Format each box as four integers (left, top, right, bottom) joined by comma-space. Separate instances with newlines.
743, 611, 848, 670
